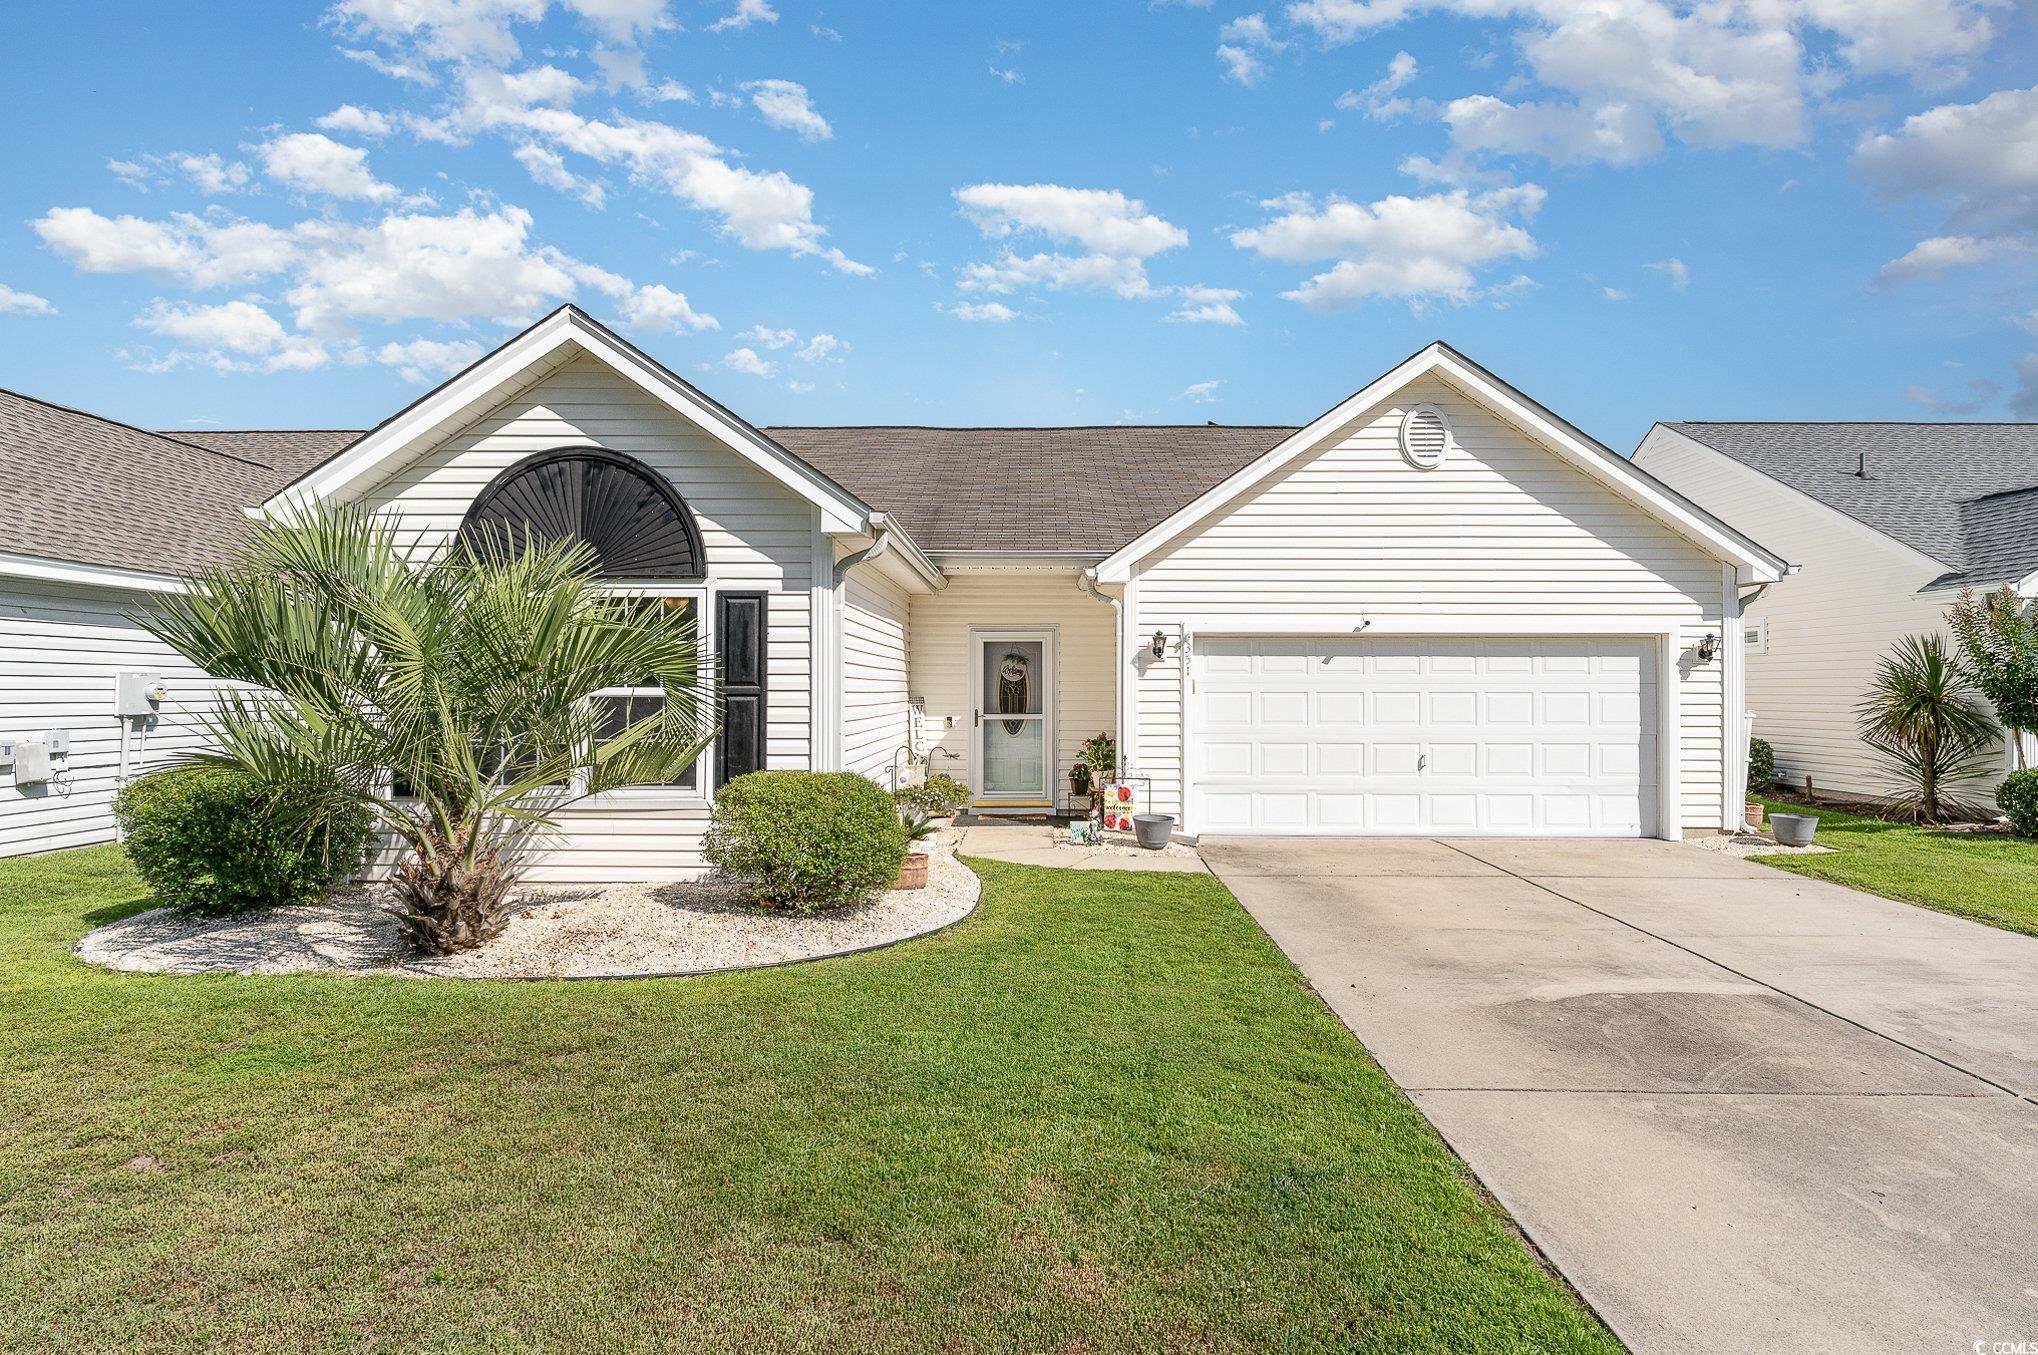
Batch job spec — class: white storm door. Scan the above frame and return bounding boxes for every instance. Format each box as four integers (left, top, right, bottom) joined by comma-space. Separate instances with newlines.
972, 630, 1055, 805
1192, 635, 1656, 836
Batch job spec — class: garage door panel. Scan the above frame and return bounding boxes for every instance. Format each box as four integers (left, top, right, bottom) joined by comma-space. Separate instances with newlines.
1192, 635, 1657, 837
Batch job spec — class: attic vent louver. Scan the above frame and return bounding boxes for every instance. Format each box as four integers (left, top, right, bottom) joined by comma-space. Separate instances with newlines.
1400, 404, 1451, 470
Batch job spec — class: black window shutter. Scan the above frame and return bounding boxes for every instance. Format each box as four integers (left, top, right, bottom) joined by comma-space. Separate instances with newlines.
716, 591, 768, 787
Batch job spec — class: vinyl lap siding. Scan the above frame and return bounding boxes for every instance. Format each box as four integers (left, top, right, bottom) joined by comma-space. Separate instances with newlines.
908, 573, 1116, 802
357, 354, 817, 883
1636, 425, 1993, 801
1134, 374, 1728, 833
0, 582, 229, 856
842, 563, 910, 787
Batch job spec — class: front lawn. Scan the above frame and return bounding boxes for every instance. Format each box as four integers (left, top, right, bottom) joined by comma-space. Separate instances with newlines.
1757, 798, 2038, 938
0, 847, 1615, 1354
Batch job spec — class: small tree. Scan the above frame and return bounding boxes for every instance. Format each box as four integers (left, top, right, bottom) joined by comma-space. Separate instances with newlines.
1856, 634, 1998, 823
1947, 586, 2038, 770
139, 503, 713, 953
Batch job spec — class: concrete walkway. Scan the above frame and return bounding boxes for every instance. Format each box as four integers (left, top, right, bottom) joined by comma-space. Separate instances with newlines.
1202, 836, 2038, 1354
950, 821, 1208, 872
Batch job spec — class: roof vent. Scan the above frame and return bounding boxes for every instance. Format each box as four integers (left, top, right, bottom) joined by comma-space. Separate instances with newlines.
1856, 452, 1871, 479
1399, 404, 1451, 470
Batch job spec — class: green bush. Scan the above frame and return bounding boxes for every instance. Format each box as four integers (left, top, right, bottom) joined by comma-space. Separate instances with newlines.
708, 771, 907, 911
1998, 769, 2038, 836
1747, 737, 1774, 794
892, 772, 971, 817
113, 766, 372, 915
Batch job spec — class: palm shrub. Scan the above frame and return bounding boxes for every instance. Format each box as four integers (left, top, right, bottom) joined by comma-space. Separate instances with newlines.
138, 503, 712, 953
1947, 586, 2038, 769
1855, 634, 1999, 823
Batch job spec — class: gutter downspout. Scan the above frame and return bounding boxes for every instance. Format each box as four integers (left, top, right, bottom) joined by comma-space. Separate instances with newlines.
826, 515, 896, 776
1077, 568, 1123, 772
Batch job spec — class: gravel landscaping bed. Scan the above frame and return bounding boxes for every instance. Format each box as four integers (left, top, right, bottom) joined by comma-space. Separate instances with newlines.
74, 836, 979, 980
1690, 831, 1837, 859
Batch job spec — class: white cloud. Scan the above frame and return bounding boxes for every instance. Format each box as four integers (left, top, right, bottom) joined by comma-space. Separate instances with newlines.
0, 285, 55, 316
2015, 353, 2038, 419
258, 132, 400, 202
989, 64, 1023, 84
327, 0, 547, 66
1875, 234, 2032, 287
954, 182, 1187, 299
375, 336, 484, 382
1444, 96, 1661, 165
1182, 380, 1220, 403
1232, 182, 1543, 309
1217, 12, 1286, 86
708, 0, 777, 31
740, 324, 797, 348
1903, 376, 1998, 414
1166, 284, 1246, 325
108, 158, 152, 191
786, 379, 815, 393
2016, 309, 2038, 336
33, 208, 299, 288
176, 153, 253, 194
317, 104, 395, 137
1602, 285, 1628, 300
1646, 257, 1690, 287
1336, 50, 1418, 119
797, 332, 844, 362
621, 283, 718, 333
744, 79, 832, 140
339, 45, 438, 83
722, 346, 774, 375
135, 298, 330, 373
513, 143, 607, 207
947, 301, 1019, 321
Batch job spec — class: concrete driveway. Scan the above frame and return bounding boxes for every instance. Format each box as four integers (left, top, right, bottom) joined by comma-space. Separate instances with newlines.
1201, 836, 2038, 1354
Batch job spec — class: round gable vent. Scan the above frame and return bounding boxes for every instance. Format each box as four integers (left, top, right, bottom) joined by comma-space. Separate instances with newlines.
1399, 404, 1450, 470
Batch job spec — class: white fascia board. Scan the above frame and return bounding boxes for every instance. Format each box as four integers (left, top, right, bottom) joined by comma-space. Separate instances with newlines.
1095, 344, 1787, 585
0, 551, 189, 594
835, 512, 946, 593
263, 307, 872, 535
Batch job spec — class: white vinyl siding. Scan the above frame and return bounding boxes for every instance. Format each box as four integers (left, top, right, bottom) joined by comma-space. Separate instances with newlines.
1636, 425, 2000, 801
355, 354, 816, 883
1133, 374, 1730, 836
841, 562, 911, 787
0, 581, 230, 857
908, 572, 1116, 805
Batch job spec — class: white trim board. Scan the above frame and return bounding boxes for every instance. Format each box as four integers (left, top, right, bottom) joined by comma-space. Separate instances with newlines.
1094, 342, 1788, 587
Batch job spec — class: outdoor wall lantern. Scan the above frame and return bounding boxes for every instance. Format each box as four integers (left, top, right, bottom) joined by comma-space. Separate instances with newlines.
1151, 631, 1168, 659
1696, 632, 1721, 663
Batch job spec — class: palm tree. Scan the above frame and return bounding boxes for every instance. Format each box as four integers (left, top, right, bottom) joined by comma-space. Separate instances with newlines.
140, 503, 713, 953
1856, 634, 1998, 824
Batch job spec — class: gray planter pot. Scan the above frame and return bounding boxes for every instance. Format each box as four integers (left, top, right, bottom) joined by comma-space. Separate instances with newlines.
1771, 812, 1819, 847
1132, 813, 1176, 850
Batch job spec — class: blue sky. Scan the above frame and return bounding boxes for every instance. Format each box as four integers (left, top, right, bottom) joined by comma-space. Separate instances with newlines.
2, 0, 2033, 452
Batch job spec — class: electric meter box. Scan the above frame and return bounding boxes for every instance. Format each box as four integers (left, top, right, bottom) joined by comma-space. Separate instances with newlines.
14, 740, 50, 784
116, 671, 167, 717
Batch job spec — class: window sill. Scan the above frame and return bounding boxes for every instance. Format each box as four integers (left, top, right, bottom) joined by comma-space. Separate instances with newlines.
573, 789, 712, 813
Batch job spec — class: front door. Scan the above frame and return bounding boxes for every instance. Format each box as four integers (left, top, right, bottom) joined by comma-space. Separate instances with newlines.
972, 630, 1054, 807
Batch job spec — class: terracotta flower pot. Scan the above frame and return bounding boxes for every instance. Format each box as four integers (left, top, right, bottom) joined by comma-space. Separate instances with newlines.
1745, 801, 1765, 830
894, 852, 929, 890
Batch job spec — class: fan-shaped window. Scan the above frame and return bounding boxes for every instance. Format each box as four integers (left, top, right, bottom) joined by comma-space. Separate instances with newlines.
461, 447, 705, 578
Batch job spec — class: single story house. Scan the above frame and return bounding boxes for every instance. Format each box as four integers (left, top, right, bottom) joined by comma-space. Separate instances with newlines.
1, 306, 1785, 876
1635, 421, 2038, 802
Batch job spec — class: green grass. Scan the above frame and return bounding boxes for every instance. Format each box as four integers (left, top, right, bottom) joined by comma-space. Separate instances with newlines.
0, 846, 1616, 1355
1756, 798, 2038, 937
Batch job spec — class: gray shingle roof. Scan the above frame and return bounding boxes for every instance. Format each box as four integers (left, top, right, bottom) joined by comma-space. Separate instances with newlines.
0, 388, 298, 577
170, 429, 361, 479
1669, 421, 2038, 589
763, 425, 1297, 554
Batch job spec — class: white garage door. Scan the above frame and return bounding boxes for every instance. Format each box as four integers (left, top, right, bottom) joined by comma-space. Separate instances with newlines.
1192, 635, 1657, 836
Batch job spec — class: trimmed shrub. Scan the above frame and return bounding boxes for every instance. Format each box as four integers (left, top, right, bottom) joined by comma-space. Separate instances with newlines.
113, 766, 372, 915
892, 773, 971, 817
1998, 769, 2038, 836
1747, 737, 1774, 794
708, 771, 907, 911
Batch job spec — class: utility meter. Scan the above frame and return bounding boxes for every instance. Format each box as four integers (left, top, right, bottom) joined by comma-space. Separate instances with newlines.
116, 671, 168, 717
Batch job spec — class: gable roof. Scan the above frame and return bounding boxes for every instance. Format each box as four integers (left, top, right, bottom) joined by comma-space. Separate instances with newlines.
1666, 422, 2038, 590
173, 428, 360, 480
1094, 341, 1789, 585
764, 425, 1295, 554
0, 387, 299, 585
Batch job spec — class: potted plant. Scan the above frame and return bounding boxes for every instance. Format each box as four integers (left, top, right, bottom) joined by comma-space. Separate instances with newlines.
1078, 732, 1116, 810
894, 809, 937, 889
1069, 762, 1091, 797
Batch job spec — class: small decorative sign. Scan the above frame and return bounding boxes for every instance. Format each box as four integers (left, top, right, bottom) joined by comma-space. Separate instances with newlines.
1067, 819, 1102, 845
1100, 781, 1139, 833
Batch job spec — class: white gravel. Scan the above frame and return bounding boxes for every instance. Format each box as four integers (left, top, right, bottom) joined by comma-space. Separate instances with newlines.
74, 836, 980, 980
1689, 831, 1838, 859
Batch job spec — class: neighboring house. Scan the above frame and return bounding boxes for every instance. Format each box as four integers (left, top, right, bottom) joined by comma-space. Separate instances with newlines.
0, 306, 1783, 874
1635, 421, 2038, 802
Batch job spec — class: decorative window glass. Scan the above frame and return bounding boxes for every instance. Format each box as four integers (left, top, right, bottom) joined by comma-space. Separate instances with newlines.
461, 447, 706, 579
1399, 403, 1452, 470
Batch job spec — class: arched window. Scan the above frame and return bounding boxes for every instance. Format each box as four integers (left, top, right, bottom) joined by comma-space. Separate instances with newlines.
460, 447, 706, 578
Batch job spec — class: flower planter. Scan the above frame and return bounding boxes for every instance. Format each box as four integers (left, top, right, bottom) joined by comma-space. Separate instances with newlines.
894, 852, 929, 890
1132, 813, 1176, 850
1770, 813, 1819, 847
1744, 801, 1765, 830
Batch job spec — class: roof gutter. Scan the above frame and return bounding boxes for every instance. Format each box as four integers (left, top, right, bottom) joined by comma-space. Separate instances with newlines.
833, 512, 946, 591
1078, 568, 1126, 762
